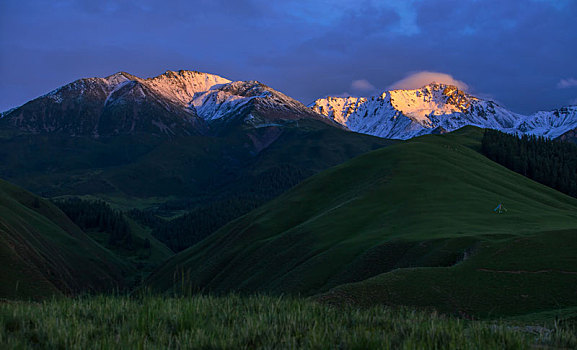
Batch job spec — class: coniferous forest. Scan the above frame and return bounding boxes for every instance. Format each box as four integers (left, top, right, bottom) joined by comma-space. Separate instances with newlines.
150, 197, 260, 252
148, 164, 309, 252
53, 197, 134, 249
481, 129, 577, 197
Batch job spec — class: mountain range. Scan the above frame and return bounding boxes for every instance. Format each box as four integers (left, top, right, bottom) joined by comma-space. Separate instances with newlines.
3, 70, 576, 141
0, 70, 333, 137
311, 83, 577, 140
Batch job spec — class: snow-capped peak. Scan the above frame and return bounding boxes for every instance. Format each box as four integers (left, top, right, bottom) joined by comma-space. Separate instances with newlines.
387, 83, 477, 124
103, 72, 137, 85
191, 80, 320, 123
144, 70, 231, 107
33, 70, 233, 111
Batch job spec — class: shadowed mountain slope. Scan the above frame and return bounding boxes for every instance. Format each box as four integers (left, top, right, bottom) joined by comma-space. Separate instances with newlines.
0, 179, 134, 299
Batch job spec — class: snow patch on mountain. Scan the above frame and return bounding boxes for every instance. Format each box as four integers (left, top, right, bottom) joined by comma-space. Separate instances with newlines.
102, 72, 134, 87
47, 92, 64, 104
103, 80, 134, 106
145, 70, 231, 107
516, 107, 577, 139
0, 107, 17, 119
193, 89, 255, 121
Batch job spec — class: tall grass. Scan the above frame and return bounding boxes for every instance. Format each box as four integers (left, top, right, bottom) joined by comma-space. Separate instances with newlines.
1, 295, 575, 349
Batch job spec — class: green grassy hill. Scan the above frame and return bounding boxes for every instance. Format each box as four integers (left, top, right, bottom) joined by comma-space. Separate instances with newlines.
0, 179, 134, 299
146, 127, 577, 319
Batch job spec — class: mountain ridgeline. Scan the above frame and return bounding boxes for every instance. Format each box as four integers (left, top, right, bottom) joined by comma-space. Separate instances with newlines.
3, 70, 577, 141
0, 70, 334, 137
311, 84, 577, 140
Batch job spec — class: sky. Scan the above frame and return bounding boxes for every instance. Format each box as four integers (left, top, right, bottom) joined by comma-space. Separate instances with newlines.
1, 0, 576, 114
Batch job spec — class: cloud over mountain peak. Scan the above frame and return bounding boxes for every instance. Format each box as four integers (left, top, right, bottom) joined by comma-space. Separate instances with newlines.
388, 71, 469, 91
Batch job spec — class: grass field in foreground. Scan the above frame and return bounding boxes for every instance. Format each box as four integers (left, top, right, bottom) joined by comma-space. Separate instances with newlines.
1, 295, 576, 349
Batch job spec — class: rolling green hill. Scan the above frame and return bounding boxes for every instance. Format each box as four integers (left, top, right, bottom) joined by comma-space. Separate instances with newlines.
0, 179, 134, 299
146, 127, 577, 319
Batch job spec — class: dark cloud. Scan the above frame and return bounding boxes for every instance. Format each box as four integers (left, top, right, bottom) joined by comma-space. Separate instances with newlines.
1, 0, 576, 113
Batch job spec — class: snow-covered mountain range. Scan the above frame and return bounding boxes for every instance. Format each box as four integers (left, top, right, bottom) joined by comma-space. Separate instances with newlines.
310, 83, 577, 140
0, 70, 329, 136
2, 71, 577, 141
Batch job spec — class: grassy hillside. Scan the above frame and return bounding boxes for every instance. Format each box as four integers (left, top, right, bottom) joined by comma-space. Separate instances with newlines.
0, 179, 134, 299
146, 127, 577, 319
2, 295, 575, 349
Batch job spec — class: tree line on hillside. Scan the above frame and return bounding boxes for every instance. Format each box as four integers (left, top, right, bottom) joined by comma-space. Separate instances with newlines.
53, 197, 135, 249
128, 164, 311, 252
481, 129, 577, 197
151, 196, 261, 252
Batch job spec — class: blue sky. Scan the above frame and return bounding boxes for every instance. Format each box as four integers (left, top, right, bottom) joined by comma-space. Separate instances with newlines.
1, 0, 576, 114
